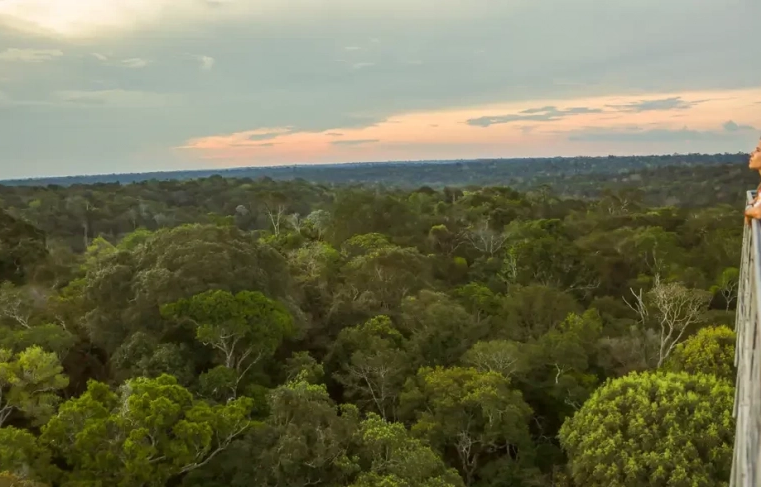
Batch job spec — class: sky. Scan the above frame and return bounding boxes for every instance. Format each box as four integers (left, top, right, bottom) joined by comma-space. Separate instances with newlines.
0, 0, 760, 179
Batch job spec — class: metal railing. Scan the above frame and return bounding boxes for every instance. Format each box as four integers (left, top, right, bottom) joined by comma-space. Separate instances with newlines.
730, 190, 761, 487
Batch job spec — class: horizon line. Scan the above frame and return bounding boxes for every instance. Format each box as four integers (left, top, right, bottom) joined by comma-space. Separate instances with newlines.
1, 150, 750, 184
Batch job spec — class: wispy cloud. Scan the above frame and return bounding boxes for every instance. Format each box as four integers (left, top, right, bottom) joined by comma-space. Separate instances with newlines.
54, 89, 176, 108
0, 48, 63, 63
467, 106, 602, 127
331, 138, 380, 146
567, 120, 757, 143
326, 132, 343, 137
605, 96, 704, 113
121, 57, 149, 68
230, 141, 279, 148
90, 53, 149, 68
199, 55, 215, 71
344, 46, 361, 51
248, 128, 294, 141
351, 62, 374, 70
466, 96, 720, 128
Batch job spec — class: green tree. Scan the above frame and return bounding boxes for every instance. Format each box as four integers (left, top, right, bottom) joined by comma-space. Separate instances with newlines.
665, 325, 736, 380
400, 291, 485, 368
0, 283, 75, 357
498, 285, 582, 341
617, 226, 683, 277
335, 235, 431, 315
252, 374, 359, 487
287, 241, 342, 347
82, 224, 295, 355
0, 427, 52, 483
110, 332, 195, 386
0, 472, 48, 487
503, 219, 595, 295
351, 413, 464, 487
40, 374, 254, 487
0, 210, 47, 285
162, 290, 294, 399
427, 224, 463, 256
81, 236, 117, 273
116, 228, 154, 251
329, 315, 410, 420
401, 366, 533, 486
519, 310, 602, 437
284, 351, 325, 384
453, 283, 500, 327
0, 346, 68, 427
559, 371, 734, 487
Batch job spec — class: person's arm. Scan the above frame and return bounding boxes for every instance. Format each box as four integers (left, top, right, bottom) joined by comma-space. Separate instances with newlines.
744, 140, 761, 223
746, 189, 761, 224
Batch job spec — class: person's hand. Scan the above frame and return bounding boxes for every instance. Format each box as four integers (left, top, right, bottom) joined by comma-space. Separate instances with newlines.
745, 205, 761, 223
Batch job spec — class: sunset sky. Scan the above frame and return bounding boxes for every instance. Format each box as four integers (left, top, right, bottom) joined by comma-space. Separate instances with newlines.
0, 0, 759, 179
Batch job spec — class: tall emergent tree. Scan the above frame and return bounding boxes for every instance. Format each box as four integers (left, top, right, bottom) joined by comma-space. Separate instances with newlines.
162, 290, 294, 400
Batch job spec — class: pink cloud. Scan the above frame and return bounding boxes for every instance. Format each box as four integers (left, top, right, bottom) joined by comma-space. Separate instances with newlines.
175, 87, 761, 166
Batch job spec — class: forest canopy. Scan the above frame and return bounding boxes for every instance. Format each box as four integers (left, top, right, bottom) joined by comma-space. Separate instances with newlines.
0, 159, 744, 486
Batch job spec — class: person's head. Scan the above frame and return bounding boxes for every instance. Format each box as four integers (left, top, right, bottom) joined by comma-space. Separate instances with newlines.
750, 137, 761, 170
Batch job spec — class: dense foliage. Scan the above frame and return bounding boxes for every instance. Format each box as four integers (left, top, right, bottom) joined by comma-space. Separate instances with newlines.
559, 371, 734, 487
0, 163, 742, 486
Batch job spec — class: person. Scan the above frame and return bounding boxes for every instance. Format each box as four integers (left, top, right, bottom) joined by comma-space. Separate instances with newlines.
745, 138, 761, 224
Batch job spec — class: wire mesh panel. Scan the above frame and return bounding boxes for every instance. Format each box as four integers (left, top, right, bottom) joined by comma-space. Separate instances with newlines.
730, 191, 761, 487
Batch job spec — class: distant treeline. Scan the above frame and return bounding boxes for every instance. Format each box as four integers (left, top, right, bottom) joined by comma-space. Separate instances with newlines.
1, 153, 755, 210
2, 153, 750, 189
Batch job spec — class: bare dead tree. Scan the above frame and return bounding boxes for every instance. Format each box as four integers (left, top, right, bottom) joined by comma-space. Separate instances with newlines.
624, 276, 711, 367
304, 210, 331, 241
463, 341, 522, 378
287, 213, 303, 234
0, 283, 33, 329
264, 203, 287, 236
428, 226, 466, 256
714, 268, 739, 311
465, 220, 508, 257
720, 280, 739, 311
